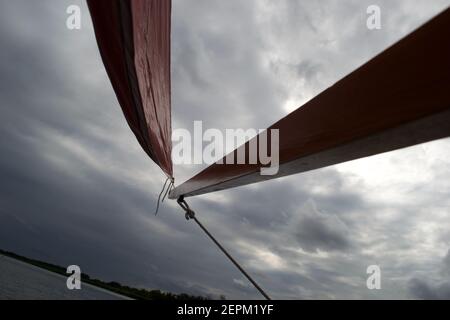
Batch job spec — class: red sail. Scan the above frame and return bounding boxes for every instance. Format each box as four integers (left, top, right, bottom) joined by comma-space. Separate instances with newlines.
88, 0, 173, 178
170, 8, 450, 199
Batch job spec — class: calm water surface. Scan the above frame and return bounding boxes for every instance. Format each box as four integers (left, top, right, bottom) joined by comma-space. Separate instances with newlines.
0, 255, 129, 300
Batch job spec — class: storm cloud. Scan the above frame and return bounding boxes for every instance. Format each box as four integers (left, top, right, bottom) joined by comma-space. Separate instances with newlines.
0, 0, 450, 299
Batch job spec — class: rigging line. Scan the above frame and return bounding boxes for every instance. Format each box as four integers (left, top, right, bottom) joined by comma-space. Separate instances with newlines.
154, 177, 170, 215
162, 178, 174, 203
177, 196, 271, 300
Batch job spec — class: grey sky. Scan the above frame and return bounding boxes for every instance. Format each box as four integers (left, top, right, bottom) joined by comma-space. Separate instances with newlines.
0, 0, 449, 299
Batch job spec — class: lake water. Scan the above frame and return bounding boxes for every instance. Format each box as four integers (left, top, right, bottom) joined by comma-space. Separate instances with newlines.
0, 255, 129, 300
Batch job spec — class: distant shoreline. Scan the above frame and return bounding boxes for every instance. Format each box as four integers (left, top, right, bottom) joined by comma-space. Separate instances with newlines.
0, 249, 207, 300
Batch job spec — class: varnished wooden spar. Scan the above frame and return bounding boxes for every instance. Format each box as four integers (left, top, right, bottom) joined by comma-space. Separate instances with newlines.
170, 8, 450, 199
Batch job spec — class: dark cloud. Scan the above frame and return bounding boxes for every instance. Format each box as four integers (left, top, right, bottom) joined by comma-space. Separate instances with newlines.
407, 249, 450, 299
443, 250, 450, 276
408, 279, 439, 299
292, 211, 352, 253
295, 60, 323, 83
1, 0, 450, 300
409, 279, 450, 300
